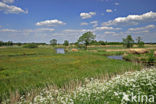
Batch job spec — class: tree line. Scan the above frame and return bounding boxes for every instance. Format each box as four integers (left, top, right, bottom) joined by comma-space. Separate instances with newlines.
0, 41, 46, 47
50, 32, 145, 49
0, 31, 149, 48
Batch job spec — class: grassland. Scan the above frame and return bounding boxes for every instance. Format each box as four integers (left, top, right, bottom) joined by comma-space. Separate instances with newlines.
27, 68, 156, 104
0, 46, 141, 102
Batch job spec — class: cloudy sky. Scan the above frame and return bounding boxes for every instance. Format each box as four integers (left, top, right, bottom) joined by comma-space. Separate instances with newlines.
0, 0, 156, 43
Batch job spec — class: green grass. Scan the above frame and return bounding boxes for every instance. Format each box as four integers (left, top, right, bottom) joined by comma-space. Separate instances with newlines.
123, 50, 156, 65
0, 47, 140, 101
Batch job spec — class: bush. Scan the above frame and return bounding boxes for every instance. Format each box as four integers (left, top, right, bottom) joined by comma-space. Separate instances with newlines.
147, 50, 155, 66
138, 41, 144, 48
23, 43, 38, 48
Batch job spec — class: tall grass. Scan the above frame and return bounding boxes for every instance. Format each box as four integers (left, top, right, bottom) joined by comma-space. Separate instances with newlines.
7, 68, 156, 104
0, 47, 140, 102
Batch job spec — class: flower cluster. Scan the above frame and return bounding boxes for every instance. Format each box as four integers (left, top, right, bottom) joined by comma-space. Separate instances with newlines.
9, 68, 156, 104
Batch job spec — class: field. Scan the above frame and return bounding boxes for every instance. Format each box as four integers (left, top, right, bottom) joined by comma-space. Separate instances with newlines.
0, 44, 156, 103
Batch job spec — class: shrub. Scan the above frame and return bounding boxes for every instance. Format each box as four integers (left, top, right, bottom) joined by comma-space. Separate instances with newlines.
147, 50, 155, 66
23, 43, 38, 48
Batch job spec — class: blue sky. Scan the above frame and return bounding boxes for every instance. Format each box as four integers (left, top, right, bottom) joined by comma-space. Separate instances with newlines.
0, 0, 156, 43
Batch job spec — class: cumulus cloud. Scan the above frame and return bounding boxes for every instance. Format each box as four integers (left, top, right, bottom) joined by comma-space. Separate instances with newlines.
2, 0, 14, 4
0, 28, 55, 33
114, 2, 119, 5
36, 28, 55, 32
95, 26, 121, 31
90, 21, 98, 27
104, 31, 116, 34
106, 9, 112, 13
128, 24, 155, 31
102, 11, 156, 26
64, 29, 92, 33
0, 2, 28, 14
22, 28, 55, 33
127, 24, 155, 34
0, 28, 18, 32
36, 19, 66, 27
80, 22, 88, 26
80, 21, 98, 27
80, 12, 96, 19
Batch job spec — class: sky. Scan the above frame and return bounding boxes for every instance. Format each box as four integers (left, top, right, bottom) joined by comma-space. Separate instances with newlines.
0, 0, 156, 43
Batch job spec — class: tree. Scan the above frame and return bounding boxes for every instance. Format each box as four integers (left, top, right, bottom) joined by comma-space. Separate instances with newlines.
17, 42, 22, 46
6, 41, 13, 46
0, 41, 3, 46
123, 35, 134, 48
50, 39, 57, 46
63, 40, 69, 46
78, 31, 96, 49
99, 41, 106, 45
136, 36, 144, 48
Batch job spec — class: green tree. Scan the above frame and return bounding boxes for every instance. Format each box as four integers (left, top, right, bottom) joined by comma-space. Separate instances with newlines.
17, 42, 22, 46
6, 41, 13, 46
123, 35, 134, 48
99, 41, 106, 45
0, 41, 3, 46
50, 39, 57, 47
136, 36, 144, 48
63, 40, 69, 46
78, 31, 96, 49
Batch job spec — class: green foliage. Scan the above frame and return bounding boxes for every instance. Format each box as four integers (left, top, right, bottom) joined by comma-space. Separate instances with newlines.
78, 31, 96, 49
123, 50, 155, 66
98, 41, 106, 45
147, 50, 155, 66
0, 41, 13, 46
17, 42, 22, 46
136, 37, 144, 48
0, 47, 140, 101
23, 43, 38, 48
50, 39, 57, 46
106, 42, 123, 45
123, 35, 134, 48
0, 41, 3, 46
63, 40, 69, 46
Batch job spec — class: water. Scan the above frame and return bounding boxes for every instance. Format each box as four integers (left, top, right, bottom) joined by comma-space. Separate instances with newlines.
107, 55, 123, 60
55, 48, 65, 54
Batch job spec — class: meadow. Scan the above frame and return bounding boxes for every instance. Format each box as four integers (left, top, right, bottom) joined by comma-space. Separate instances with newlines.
0, 45, 142, 103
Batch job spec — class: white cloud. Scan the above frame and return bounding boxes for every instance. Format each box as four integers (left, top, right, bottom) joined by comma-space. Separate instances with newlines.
64, 29, 92, 33
36, 19, 66, 27
90, 21, 98, 27
95, 26, 121, 31
106, 9, 112, 13
80, 22, 88, 26
0, 2, 28, 14
102, 11, 156, 26
114, 2, 119, 5
36, 28, 55, 32
0, 28, 18, 32
104, 31, 116, 34
80, 12, 96, 19
127, 25, 155, 34
80, 21, 98, 27
0, 28, 55, 33
2, 0, 14, 4
22, 28, 55, 33
128, 24, 155, 31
